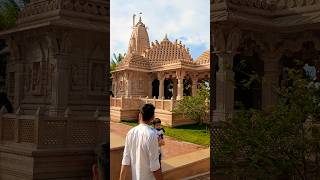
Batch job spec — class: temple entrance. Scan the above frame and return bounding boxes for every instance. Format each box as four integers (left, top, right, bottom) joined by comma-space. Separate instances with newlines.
184, 79, 192, 96
279, 41, 320, 87
152, 79, 159, 98
233, 53, 264, 110
164, 79, 173, 99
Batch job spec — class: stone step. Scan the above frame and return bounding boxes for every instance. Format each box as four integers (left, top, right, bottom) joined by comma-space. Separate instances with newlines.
162, 148, 210, 180
181, 172, 210, 180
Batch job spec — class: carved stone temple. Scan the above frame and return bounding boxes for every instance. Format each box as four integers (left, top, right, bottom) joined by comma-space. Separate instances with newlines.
211, 0, 320, 122
110, 17, 210, 127
0, 0, 108, 179
210, 1, 320, 177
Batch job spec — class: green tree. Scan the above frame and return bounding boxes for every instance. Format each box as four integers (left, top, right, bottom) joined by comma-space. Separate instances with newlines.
0, 0, 29, 30
173, 83, 209, 125
110, 53, 125, 72
215, 67, 320, 179
0, 0, 29, 91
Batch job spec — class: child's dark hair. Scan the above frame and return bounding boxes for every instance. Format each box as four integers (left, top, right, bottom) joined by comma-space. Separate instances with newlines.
153, 118, 161, 125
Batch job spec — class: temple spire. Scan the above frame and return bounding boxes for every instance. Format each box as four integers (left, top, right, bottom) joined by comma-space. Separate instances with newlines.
164, 33, 168, 40
139, 12, 142, 23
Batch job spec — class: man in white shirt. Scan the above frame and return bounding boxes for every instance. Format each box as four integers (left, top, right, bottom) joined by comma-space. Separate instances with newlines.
119, 104, 163, 180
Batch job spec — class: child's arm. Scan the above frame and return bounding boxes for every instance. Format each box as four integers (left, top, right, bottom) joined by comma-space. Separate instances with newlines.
158, 137, 165, 146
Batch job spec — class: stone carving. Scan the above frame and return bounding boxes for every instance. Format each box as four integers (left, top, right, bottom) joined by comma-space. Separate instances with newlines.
24, 66, 32, 92
19, 0, 108, 21
31, 62, 42, 94
71, 64, 81, 90
90, 63, 105, 92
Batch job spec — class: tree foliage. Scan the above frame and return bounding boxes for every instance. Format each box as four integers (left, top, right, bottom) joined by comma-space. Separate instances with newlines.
110, 53, 125, 72
0, 0, 29, 30
173, 83, 209, 125
215, 67, 320, 179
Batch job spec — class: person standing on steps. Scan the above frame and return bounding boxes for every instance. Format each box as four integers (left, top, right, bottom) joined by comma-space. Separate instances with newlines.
119, 103, 163, 180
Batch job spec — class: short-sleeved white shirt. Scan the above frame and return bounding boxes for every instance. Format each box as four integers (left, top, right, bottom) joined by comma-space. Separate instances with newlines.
122, 123, 161, 180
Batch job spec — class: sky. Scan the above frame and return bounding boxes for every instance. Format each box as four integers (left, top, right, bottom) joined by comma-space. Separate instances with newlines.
110, 0, 210, 60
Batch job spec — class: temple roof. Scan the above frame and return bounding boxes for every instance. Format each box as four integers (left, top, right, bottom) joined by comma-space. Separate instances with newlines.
144, 36, 193, 64
113, 17, 209, 72
195, 50, 210, 65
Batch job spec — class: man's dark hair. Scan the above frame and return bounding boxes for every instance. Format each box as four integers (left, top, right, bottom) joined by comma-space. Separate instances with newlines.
140, 103, 155, 122
153, 118, 161, 125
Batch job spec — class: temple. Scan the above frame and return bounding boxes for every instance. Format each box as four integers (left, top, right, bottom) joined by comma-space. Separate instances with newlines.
110, 16, 210, 127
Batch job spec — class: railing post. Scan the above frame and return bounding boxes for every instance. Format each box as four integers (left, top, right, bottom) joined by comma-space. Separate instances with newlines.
161, 97, 164, 110
64, 107, 72, 147
170, 97, 174, 111
0, 106, 5, 141
121, 96, 124, 109
34, 107, 41, 147
14, 107, 22, 143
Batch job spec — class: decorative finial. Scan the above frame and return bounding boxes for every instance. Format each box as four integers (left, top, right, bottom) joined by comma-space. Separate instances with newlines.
133, 14, 136, 27
139, 12, 142, 22
164, 33, 168, 40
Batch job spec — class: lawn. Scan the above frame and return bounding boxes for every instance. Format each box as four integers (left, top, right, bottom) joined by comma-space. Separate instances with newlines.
121, 121, 210, 147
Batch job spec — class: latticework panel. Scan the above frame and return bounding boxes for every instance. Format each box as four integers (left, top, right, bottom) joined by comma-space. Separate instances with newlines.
211, 126, 224, 154
71, 121, 96, 145
163, 101, 171, 111
2, 119, 15, 141
155, 101, 162, 109
19, 120, 34, 143
40, 121, 66, 145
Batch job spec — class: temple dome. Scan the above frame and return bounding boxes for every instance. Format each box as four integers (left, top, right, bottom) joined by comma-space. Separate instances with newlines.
143, 35, 192, 63
128, 17, 150, 56
195, 50, 210, 65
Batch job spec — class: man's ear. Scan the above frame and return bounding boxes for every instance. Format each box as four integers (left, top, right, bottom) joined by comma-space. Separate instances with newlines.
92, 163, 98, 180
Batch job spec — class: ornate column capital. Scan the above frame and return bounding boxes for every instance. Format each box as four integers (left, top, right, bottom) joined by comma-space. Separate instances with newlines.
176, 70, 185, 80
157, 71, 166, 80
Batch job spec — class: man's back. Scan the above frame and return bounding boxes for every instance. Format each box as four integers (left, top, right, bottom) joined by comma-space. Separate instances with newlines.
122, 123, 160, 180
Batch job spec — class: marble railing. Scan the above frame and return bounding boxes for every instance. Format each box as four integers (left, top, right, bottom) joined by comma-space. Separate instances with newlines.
0, 107, 107, 149
110, 96, 177, 111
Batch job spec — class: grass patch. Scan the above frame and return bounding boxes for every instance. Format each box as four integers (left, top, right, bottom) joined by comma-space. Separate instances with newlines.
121, 121, 210, 147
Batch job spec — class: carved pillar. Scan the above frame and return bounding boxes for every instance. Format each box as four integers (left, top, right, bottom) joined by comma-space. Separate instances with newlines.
212, 25, 241, 122
49, 55, 70, 116
173, 79, 177, 99
262, 54, 279, 110
124, 71, 130, 97
191, 73, 198, 96
215, 52, 235, 121
157, 72, 165, 99
14, 61, 23, 109
176, 70, 185, 100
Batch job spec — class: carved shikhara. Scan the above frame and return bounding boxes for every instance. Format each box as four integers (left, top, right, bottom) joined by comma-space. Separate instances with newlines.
111, 17, 210, 100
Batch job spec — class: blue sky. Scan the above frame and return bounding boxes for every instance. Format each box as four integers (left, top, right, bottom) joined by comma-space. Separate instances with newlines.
110, 0, 210, 60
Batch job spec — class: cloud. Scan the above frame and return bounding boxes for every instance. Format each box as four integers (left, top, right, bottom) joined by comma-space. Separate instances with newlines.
110, 0, 210, 59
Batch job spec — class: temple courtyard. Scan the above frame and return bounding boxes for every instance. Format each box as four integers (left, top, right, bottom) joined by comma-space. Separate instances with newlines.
110, 122, 210, 180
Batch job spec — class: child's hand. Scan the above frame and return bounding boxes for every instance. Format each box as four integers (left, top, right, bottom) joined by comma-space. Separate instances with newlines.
158, 139, 165, 146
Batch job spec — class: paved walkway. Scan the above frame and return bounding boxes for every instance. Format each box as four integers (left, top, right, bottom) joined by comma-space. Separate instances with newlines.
110, 122, 206, 159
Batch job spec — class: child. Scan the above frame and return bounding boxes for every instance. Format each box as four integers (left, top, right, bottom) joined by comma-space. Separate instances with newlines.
153, 118, 165, 165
